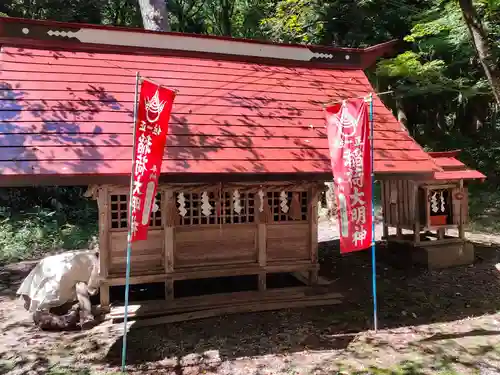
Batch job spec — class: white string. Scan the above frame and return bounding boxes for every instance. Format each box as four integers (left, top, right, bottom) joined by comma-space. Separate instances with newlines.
104, 58, 180, 93
322, 89, 395, 107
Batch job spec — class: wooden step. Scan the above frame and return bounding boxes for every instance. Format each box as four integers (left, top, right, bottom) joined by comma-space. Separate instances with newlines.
102, 295, 342, 331
108, 285, 342, 322
110, 285, 342, 321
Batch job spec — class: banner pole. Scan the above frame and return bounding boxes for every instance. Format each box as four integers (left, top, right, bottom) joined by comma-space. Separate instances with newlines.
121, 71, 140, 373
369, 93, 378, 332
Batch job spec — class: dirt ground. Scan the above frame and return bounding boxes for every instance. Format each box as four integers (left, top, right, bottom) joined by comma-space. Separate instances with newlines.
2, 218, 500, 375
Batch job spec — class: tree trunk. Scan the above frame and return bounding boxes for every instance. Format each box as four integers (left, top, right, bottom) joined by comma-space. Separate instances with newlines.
458, 0, 500, 105
137, 0, 170, 31
395, 98, 410, 133
220, 0, 233, 36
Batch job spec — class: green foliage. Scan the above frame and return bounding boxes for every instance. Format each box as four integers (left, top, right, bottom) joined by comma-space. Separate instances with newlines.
377, 51, 447, 80
168, 0, 279, 38
260, 0, 432, 47
467, 182, 500, 232
3, 0, 102, 23
46, 368, 91, 375
260, 0, 327, 44
231, 0, 279, 39
45, 367, 120, 375
0, 187, 98, 265
377, 1, 485, 97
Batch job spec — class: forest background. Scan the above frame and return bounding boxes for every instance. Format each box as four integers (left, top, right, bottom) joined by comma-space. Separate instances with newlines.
0, 0, 498, 264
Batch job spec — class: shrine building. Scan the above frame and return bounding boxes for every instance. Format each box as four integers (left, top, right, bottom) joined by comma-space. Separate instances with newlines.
0, 17, 485, 320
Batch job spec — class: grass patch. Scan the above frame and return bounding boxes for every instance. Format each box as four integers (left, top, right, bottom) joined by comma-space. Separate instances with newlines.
467, 183, 500, 233
0, 212, 98, 264
0, 186, 98, 265
46, 367, 120, 375
346, 363, 465, 375
0, 360, 15, 373
47, 368, 93, 375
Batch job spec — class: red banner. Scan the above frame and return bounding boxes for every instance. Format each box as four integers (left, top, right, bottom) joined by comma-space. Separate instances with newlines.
325, 99, 373, 253
130, 79, 176, 242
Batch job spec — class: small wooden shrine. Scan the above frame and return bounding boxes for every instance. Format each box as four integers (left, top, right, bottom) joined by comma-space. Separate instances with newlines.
380, 151, 485, 269
86, 181, 328, 318
0, 17, 484, 320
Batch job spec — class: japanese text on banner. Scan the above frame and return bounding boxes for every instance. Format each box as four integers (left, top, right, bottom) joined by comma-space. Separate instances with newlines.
130, 79, 176, 242
325, 99, 373, 253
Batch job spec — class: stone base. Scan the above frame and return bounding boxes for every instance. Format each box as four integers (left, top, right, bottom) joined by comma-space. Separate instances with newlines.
412, 241, 474, 270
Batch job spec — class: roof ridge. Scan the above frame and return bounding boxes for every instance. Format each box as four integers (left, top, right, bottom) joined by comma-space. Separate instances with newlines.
0, 17, 398, 69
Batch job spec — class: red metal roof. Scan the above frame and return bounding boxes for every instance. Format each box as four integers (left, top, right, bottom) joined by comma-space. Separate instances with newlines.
428, 152, 485, 181
432, 157, 466, 170
0, 19, 443, 183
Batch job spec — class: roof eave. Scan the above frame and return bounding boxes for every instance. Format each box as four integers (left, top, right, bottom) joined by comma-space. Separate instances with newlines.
428, 150, 462, 158
431, 170, 486, 182
0, 170, 445, 187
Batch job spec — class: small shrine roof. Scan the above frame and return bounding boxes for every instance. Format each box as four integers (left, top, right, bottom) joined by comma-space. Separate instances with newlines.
428, 151, 485, 181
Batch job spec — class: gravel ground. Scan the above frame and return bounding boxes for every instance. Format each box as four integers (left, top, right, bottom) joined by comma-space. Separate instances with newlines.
1, 216, 500, 374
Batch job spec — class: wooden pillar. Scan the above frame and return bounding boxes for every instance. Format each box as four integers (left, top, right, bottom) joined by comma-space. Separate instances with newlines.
380, 181, 389, 240
97, 186, 110, 312
387, 180, 402, 240
165, 279, 174, 300
257, 189, 267, 292
396, 180, 403, 238
412, 182, 420, 245
258, 225, 267, 291
459, 180, 465, 240
308, 186, 319, 285
423, 186, 430, 232
383, 223, 389, 241
163, 189, 175, 300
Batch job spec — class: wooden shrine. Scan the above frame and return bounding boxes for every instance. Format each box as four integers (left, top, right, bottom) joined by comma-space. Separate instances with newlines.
380, 151, 485, 269
87, 181, 335, 316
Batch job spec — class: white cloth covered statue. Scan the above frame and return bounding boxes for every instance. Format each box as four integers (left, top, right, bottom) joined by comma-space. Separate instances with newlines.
17, 250, 100, 312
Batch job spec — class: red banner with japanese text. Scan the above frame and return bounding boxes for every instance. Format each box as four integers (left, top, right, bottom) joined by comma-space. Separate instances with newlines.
325, 99, 373, 253
130, 79, 176, 242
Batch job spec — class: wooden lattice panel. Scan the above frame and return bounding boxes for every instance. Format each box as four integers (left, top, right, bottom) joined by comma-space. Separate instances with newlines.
220, 190, 255, 224
176, 190, 255, 225
267, 191, 308, 222
110, 193, 162, 230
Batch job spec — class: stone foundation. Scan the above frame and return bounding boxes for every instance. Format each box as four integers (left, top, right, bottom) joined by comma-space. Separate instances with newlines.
412, 241, 474, 269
